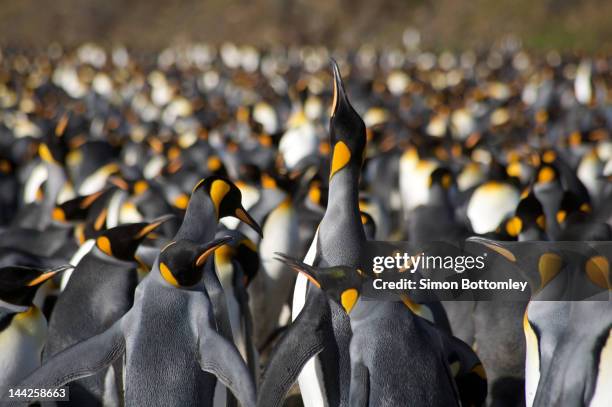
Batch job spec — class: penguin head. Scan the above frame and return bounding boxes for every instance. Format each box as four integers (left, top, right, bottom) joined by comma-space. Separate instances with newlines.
233, 238, 259, 286
360, 211, 377, 240
428, 167, 456, 205
192, 176, 263, 237
328, 59, 366, 180
0, 265, 72, 306
276, 253, 364, 313
215, 233, 260, 287
158, 237, 232, 288
557, 190, 592, 226
52, 189, 107, 222
506, 191, 547, 238
95, 215, 174, 261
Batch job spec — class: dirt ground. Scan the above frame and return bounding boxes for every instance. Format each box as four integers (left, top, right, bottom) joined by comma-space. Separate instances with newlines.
0, 0, 611, 52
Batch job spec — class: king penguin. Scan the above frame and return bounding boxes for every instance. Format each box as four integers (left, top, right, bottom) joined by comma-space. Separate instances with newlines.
264, 59, 368, 407
9, 237, 256, 407
277, 256, 486, 407
172, 175, 262, 407
43, 216, 172, 406
0, 264, 71, 396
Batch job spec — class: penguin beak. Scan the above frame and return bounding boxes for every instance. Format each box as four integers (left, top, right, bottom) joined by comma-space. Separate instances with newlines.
55, 113, 70, 137
235, 207, 263, 238
466, 236, 517, 262
275, 253, 321, 289
330, 58, 347, 117
196, 236, 234, 267
135, 214, 175, 239
108, 176, 129, 191
27, 265, 73, 287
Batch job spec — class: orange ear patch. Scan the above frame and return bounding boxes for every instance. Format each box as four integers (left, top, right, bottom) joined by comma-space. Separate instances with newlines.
330, 141, 351, 179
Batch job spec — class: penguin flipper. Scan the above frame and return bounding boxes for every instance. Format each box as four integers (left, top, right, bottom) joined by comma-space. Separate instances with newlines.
349, 362, 370, 407
256, 287, 332, 407
9, 322, 124, 400
440, 331, 487, 407
198, 326, 256, 407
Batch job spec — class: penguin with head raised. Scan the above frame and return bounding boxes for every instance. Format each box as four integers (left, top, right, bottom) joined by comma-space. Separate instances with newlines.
0, 264, 71, 395
10, 236, 256, 407
43, 216, 172, 406
288, 59, 368, 407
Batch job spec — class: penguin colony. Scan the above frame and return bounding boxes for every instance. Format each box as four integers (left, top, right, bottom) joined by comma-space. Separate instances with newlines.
0, 42, 610, 407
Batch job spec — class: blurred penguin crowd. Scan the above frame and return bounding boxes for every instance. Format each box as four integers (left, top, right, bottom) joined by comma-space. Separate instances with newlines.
0, 40, 611, 407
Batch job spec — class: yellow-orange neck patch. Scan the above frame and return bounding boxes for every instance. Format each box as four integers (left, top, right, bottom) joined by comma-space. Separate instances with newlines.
538, 253, 562, 290
329, 141, 351, 180
585, 256, 609, 289
97, 236, 113, 257
506, 216, 523, 237
210, 180, 230, 217
159, 262, 180, 287
341, 288, 359, 313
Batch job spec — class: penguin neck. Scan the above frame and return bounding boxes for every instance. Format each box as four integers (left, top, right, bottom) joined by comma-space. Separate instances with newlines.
427, 185, 451, 208
324, 166, 362, 225
519, 227, 547, 241
319, 166, 365, 264
175, 195, 217, 243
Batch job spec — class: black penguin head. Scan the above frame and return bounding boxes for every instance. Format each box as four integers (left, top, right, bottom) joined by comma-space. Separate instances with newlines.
506, 191, 546, 237
233, 238, 259, 286
192, 176, 263, 237
95, 215, 174, 261
276, 253, 364, 313
328, 59, 366, 181
215, 234, 260, 287
52, 189, 107, 222
429, 167, 455, 190
306, 177, 328, 208
0, 265, 72, 306
158, 237, 232, 288
360, 211, 377, 240
557, 191, 592, 225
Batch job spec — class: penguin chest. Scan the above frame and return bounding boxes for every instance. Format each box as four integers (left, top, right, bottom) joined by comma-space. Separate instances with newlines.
124, 295, 205, 405
350, 304, 457, 407
0, 309, 46, 389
